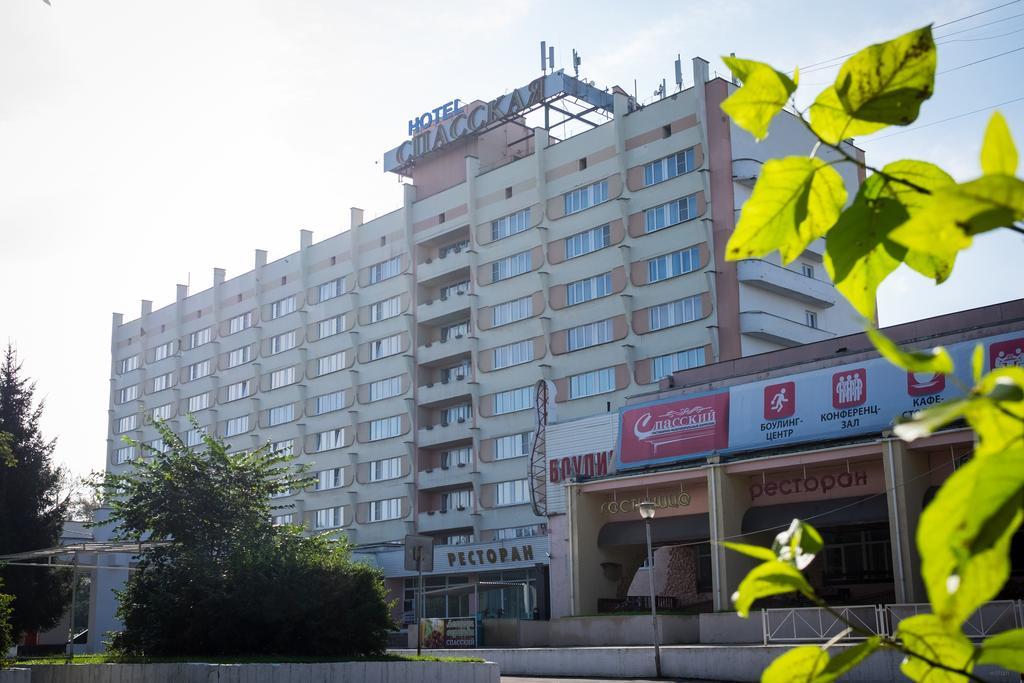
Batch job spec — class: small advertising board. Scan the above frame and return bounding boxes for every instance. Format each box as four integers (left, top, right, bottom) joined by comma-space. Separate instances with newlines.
419, 616, 479, 648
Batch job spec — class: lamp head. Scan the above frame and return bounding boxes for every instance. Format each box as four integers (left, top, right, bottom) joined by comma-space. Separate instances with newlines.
639, 500, 656, 520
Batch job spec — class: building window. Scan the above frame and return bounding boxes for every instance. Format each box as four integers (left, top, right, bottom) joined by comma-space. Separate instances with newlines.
370, 295, 402, 323
228, 311, 253, 334
271, 439, 294, 457
370, 334, 402, 360
187, 393, 210, 413
368, 415, 401, 441
267, 404, 294, 426
313, 506, 343, 530
272, 514, 294, 526
152, 372, 173, 392
649, 295, 703, 331
822, 525, 893, 583
566, 273, 612, 306
117, 385, 139, 404
147, 438, 168, 454
318, 314, 345, 339
270, 366, 296, 389
368, 256, 401, 284
443, 361, 470, 382
317, 351, 346, 376
493, 386, 533, 415
643, 148, 696, 186
494, 432, 532, 460
315, 390, 346, 415
270, 296, 297, 320
491, 250, 532, 282
151, 403, 172, 420
152, 341, 175, 361
116, 415, 137, 434
370, 456, 402, 482
494, 524, 545, 540
492, 296, 533, 327
569, 367, 616, 399
648, 246, 701, 283
368, 376, 402, 402
224, 415, 250, 437
443, 404, 471, 424
644, 194, 699, 234
189, 327, 213, 349
495, 479, 530, 506
439, 239, 469, 258
801, 263, 815, 278
652, 347, 706, 380
118, 356, 139, 374
491, 208, 531, 241
445, 534, 474, 546
225, 380, 251, 402
441, 489, 473, 511
806, 310, 819, 329
565, 224, 610, 260
188, 360, 212, 381
564, 179, 609, 215
114, 446, 135, 464
493, 340, 533, 370
440, 280, 470, 299
316, 428, 345, 452
270, 330, 298, 355
319, 277, 346, 302
315, 467, 344, 491
442, 447, 472, 468
441, 320, 469, 342
368, 498, 402, 522
186, 429, 204, 447
566, 319, 613, 351
227, 345, 252, 368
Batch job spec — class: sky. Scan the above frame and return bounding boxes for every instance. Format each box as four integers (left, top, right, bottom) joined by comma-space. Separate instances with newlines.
2, 0, 1023, 478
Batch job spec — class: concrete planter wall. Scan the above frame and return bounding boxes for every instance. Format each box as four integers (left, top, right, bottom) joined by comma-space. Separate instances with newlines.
698, 611, 764, 644
28, 661, 498, 683
0, 669, 31, 683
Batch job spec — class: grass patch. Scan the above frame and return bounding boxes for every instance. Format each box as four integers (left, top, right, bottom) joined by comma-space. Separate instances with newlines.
18, 653, 482, 665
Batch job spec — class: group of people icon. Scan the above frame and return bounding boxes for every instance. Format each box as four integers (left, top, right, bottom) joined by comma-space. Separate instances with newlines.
835, 373, 864, 404
994, 347, 1023, 368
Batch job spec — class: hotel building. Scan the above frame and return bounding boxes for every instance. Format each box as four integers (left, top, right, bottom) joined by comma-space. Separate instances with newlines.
104, 58, 863, 626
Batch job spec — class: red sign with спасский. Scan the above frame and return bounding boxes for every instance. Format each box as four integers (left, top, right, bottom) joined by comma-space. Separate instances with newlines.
618, 392, 729, 466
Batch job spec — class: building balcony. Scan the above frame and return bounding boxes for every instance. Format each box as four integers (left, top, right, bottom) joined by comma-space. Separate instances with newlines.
418, 376, 474, 407
732, 158, 762, 186
417, 506, 475, 533
417, 420, 473, 448
736, 259, 837, 307
417, 334, 472, 365
417, 289, 473, 324
418, 250, 470, 285
418, 463, 474, 491
740, 311, 835, 346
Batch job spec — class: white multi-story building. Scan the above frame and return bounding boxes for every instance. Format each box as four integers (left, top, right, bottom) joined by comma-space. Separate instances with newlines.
105, 58, 862, 625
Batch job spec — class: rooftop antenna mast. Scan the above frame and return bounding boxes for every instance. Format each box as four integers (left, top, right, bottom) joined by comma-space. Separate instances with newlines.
540, 41, 555, 74
674, 54, 684, 91
572, 48, 581, 78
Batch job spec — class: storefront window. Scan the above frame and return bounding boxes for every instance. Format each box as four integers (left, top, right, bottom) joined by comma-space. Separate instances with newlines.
696, 543, 713, 593
406, 576, 471, 620
821, 524, 892, 584
478, 569, 537, 620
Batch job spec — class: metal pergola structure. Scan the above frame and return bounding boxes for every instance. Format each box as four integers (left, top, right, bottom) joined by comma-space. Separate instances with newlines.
0, 540, 162, 661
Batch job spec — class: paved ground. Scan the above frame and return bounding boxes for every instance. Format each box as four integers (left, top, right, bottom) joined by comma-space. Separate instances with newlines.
502, 678, 728, 682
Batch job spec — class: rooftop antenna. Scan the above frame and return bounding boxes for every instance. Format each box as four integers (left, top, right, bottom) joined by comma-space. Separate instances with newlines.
572, 48, 581, 78
674, 54, 683, 91
730, 52, 739, 85
548, 45, 555, 71
540, 41, 547, 74
660, 79, 667, 99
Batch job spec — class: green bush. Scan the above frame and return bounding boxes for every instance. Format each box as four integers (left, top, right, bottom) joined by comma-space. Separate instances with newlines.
0, 579, 15, 667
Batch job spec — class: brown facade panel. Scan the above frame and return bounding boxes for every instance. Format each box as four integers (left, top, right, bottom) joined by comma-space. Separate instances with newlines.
412, 203, 468, 233
624, 113, 699, 151
545, 173, 622, 221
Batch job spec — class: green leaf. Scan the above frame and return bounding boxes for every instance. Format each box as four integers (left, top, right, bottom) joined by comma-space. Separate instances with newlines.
731, 560, 814, 618
819, 638, 881, 681
897, 615, 975, 682
977, 628, 1024, 672
772, 518, 824, 570
981, 111, 1018, 176
809, 86, 888, 145
963, 368, 1024, 457
721, 541, 777, 562
867, 328, 954, 374
721, 57, 797, 141
727, 157, 847, 264
893, 398, 971, 442
834, 26, 936, 128
761, 646, 828, 683
917, 448, 1024, 627
972, 344, 984, 383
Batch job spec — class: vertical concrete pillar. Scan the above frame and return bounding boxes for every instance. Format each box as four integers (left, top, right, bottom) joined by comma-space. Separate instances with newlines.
882, 438, 930, 602
708, 463, 753, 611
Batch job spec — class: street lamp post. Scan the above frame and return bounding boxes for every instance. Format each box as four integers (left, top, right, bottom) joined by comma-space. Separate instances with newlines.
639, 500, 662, 678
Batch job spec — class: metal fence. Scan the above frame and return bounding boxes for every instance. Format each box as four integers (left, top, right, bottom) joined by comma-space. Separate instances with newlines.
763, 600, 1024, 644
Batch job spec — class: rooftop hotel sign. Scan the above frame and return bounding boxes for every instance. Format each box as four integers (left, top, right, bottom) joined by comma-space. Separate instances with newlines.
383, 71, 616, 173
616, 330, 1024, 471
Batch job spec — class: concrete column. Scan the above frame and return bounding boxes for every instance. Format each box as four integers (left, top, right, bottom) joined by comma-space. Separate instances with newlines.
707, 462, 754, 611
882, 438, 929, 602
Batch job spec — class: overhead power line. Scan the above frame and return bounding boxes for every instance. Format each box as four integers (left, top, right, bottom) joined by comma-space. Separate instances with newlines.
937, 44, 1024, 72
859, 95, 1024, 141
933, 0, 1021, 28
